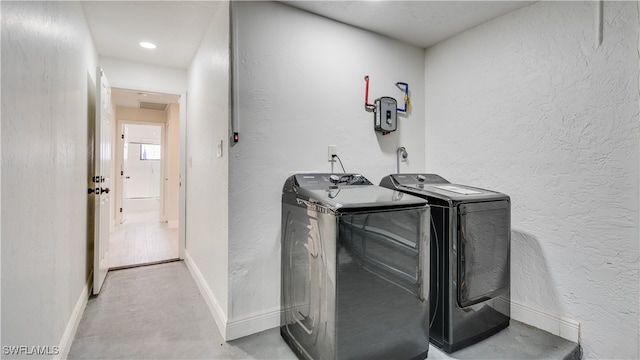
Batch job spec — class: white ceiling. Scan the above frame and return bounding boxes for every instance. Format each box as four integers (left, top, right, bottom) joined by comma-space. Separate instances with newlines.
81, 1, 220, 69
284, 1, 536, 49
82, 1, 218, 108
82, 1, 535, 107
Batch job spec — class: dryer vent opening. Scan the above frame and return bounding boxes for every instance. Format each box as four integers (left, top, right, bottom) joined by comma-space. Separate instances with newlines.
139, 101, 169, 111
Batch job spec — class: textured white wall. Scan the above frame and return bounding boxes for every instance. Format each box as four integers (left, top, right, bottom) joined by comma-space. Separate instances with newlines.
1, 0, 97, 352
230, 1, 425, 326
424, 1, 639, 358
185, 0, 230, 326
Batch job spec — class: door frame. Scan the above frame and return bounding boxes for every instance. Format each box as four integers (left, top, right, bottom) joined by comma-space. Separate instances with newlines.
119, 123, 129, 225
178, 92, 187, 260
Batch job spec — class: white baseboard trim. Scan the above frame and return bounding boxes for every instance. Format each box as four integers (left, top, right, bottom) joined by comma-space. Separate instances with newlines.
510, 300, 580, 343
184, 251, 228, 339
226, 305, 281, 341
56, 271, 93, 360
167, 220, 179, 229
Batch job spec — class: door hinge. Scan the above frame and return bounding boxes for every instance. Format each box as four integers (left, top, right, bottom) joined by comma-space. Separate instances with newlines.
120, 208, 123, 213
121, 170, 124, 176
121, 134, 124, 139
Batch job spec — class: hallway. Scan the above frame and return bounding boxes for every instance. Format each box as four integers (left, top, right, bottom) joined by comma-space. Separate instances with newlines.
68, 262, 296, 359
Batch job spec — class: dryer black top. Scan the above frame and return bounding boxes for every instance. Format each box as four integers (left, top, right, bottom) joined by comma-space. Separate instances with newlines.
283, 173, 428, 213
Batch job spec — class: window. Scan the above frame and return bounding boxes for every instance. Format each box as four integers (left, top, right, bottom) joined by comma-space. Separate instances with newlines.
140, 144, 161, 160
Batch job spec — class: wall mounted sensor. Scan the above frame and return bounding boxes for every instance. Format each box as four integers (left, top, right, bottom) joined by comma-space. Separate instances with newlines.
374, 97, 397, 133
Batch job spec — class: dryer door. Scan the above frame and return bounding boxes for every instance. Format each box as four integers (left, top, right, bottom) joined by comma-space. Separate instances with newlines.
457, 200, 510, 308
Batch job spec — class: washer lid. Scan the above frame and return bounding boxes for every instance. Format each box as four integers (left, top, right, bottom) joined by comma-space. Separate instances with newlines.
380, 174, 509, 203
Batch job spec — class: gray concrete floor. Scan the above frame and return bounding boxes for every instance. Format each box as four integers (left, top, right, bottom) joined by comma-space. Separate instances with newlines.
69, 261, 579, 359
428, 321, 580, 360
69, 261, 296, 359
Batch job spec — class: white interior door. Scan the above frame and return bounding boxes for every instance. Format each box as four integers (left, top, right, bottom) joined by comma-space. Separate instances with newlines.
93, 67, 112, 295
119, 124, 129, 224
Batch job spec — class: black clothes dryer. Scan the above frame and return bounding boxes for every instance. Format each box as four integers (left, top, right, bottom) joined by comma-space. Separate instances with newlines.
380, 173, 510, 353
281, 173, 430, 360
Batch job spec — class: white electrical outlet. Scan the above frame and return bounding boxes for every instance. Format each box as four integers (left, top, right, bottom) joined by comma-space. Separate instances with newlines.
328, 145, 337, 162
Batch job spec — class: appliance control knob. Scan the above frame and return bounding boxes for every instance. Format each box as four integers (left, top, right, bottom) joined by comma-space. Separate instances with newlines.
417, 174, 426, 182
329, 175, 340, 184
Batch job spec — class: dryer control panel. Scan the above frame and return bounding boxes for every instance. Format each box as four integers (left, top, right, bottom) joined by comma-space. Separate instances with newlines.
391, 173, 450, 185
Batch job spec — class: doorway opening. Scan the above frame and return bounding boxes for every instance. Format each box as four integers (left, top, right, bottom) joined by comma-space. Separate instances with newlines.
122, 124, 163, 223
108, 88, 183, 269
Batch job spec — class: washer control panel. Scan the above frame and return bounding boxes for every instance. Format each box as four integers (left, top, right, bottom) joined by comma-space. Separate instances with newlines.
295, 173, 372, 188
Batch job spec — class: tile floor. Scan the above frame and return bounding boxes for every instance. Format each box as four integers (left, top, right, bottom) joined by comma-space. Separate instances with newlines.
109, 198, 178, 268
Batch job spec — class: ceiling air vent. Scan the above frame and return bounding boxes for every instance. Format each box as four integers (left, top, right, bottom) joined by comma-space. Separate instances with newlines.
139, 101, 169, 111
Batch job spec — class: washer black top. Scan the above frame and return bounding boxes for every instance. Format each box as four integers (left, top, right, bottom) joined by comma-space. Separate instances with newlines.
283, 173, 428, 213
380, 173, 509, 206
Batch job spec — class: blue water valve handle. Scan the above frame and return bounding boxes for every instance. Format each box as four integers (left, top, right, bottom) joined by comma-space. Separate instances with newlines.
396, 82, 410, 112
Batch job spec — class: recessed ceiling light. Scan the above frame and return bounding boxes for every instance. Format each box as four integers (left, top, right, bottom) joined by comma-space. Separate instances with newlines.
139, 41, 156, 49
